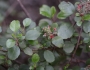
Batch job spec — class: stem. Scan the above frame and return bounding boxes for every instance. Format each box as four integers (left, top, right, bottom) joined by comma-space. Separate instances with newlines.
69, 27, 82, 64
13, 33, 23, 52
69, 16, 76, 27
0, 50, 7, 52
72, 27, 82, 57
16, 0, 30, 18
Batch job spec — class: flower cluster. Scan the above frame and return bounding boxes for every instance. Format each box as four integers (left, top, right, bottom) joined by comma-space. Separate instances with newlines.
42, 25, 57, 39
77, 0, 90, 16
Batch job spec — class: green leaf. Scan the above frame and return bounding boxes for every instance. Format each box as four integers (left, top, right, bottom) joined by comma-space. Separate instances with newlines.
23, 18, 31, 27
32, 53, 40, 63
64, 64, 69, 70
63, 41, 75, 53
51, 6, 56, 17
51, 23, 58, 28
39, 19, 52, 28
44, 50, 55, 63
24, 47, 33, 56
83, 37, 90, 43
83, 21, 90, 33
46, 65, 54, 70
26, 21, 36, 31
40, 5, 51, 18
52, 36, 64, 48
25, 29, 40, 40
0, 55, 5, 59
7, 60, 12, 66
6, 39, 15, 48
19, 41, 26, 49
74, 17, 82, 26
57, 11, 68, 19
8, 46, 20, 60
34, 44, 42, 49
82, 14, 90, 20
10, 20, 20, 32
58, 1, 75, 16
37, 66, 44, 70
58, 23, 74, 39
28, 40, 38, 46
76, 21, 82, 27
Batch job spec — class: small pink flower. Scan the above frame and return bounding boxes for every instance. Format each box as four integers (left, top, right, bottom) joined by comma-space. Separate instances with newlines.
77, 4, 82, 11
43, 33, 47, 37
78, 4, 82, 8
54, 28, 56, 31
49, 34, 54, 39
80, 13, 84, 16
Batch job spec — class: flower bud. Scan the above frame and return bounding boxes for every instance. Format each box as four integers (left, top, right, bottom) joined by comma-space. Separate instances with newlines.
49, 34, 54, 39
54, 28, 56, 31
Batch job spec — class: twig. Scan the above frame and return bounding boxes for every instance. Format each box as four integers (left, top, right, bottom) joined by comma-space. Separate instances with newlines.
69, 27, 82, 64
14, 60, 22, 65
71, 59, 85, 63
72, 27, 82, 57
15, 37, 23, 52
0, 50, 7, 52
16, 0, 30, 18
1, 64, 8, 69
69, 16, 76, 27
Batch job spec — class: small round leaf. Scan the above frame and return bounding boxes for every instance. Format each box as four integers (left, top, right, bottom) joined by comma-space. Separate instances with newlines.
40, 5, 51, 18
57, 11, 68, 19
59, 1, 75, 16
19, 41, 26, 49
83, 21, 90, 33
82, 14, 90, 20
24, 47, 33, 56
52, 36, 64, 48
6, 39, 15, 48
0, 55, 5, 59
39, 19, 52, 28
37, 66, 44, 70
8, 46, 20, 60
44, 50, 55, 63
23, 18, 31, 27
46, 65, 54, 70
10, 20, 20, 32
58, 23, 74, 39
51, 6, 56, 17
32, 53, 40, 63
25, 29, 40, 40
63, 42, 75, 53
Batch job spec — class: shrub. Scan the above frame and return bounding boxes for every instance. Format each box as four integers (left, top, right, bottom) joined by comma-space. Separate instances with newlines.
0, 0, 90, 70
